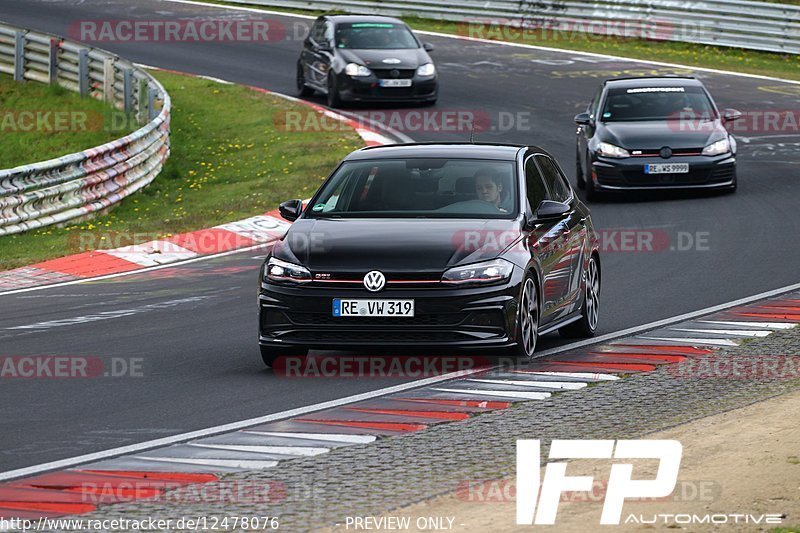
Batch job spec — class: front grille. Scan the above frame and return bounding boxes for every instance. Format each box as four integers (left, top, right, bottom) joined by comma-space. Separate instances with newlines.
286, 311, 466, 327
631, 148, 703, 157
372, 68, 415, 79
284, 330, 468, 343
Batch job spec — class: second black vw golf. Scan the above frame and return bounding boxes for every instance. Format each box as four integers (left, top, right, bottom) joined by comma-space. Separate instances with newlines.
297, 15, 438, 107
575, 76, 741, 199
258, 143, 601, 367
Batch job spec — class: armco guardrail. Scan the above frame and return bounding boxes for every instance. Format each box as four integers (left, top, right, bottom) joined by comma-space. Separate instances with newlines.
0, 22, 170, 236
229, 0, 800, 54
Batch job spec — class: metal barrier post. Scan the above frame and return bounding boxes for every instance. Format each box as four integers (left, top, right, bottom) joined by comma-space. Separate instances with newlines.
78, 48, 89, 97
103, 57, 115, 103
13, 31, 24, 81
48, 39, 58, 85
123, 68, 133, 113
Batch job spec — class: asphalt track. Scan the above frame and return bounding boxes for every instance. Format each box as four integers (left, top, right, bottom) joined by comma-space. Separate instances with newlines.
0, 0, 799, 472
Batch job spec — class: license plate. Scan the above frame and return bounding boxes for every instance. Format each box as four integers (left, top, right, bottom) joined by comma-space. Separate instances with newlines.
645, 163, 689, 174
333, 299, 415, 317
379, 79, 412, 87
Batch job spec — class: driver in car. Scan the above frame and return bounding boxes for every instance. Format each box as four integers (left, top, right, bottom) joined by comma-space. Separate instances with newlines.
475, 169, 508, 213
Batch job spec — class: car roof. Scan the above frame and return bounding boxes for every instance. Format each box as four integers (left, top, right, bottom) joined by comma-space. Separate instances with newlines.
604, 76, 703, 89
325, 15, 407, 26
344, 142, 530, 161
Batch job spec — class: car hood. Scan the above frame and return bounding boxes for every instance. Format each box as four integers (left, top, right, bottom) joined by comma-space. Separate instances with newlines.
338, 48, 429, 70
600, 120, 726, 150
275, 218, 521, 273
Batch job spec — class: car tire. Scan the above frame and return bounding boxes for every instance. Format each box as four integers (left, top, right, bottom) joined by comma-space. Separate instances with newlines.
326, 74, 343, 108
560, 254, 600, 338
296, 62, 314, 97
260, 345, 308, 368
511, 276, 540, 360
584, 176, 600, 202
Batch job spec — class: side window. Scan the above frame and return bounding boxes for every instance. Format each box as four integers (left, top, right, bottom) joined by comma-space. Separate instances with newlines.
590, 85, 603, 119
524, 157, 547, 212
310, 19, 325, 44
535, 155, 571, 203
323, 21, 334, 45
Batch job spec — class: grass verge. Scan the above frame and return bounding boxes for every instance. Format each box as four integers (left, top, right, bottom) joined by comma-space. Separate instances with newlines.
0, 74, 137, 169
0, 70, 362, 270
202, 0, 800, 82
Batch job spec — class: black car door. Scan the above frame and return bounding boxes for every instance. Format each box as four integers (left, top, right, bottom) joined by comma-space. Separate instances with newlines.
524, 155, 571, 325
536, 155, 585, 315
578, 84, 603, 176
305, 19, 332, 88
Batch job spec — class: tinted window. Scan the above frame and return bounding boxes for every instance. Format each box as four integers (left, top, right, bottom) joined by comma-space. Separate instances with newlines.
601, 85, 715, 122
310, 19, 326, 44
524, 157, 547, 212
535, 155, 571, 203
335, 22, 419, 50
307, 159, 517, 219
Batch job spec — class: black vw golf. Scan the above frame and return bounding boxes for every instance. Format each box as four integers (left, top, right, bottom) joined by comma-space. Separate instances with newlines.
297, 15, 438, 107
575, 77, 741, 199
258, 143, 601, 367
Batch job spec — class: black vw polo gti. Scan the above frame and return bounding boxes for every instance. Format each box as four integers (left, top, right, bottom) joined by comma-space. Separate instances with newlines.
575, 77, 741, 199
297, 15, 438, 107
258, 143, 601, 367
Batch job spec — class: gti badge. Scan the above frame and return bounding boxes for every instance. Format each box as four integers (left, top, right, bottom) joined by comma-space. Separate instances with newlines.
382, 58, 402, 64
363, 270, 386, 292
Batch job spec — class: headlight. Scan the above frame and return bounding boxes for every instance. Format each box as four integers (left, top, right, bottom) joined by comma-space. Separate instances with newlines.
416, 63, 436, 76
442, 259, 514, 286
702, 138, 731, 156
345, 63, 371, 77
597, 142, 630, 158
264, 257, 312, 284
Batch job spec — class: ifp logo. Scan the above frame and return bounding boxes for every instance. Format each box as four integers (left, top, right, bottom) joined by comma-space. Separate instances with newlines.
516, 439, 683, 525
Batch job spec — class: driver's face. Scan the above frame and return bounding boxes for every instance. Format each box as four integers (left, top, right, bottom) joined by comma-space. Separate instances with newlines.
476, 175, 501, 205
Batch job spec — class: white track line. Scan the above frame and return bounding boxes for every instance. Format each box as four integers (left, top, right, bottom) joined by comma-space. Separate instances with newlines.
669, 328, 773, 337
134, 457, 279, 469
638, 337, 739, 346
187, 443, 329, 456
432, 388, 551, 400
513, 371, 620, 381
467, 378, 587, 390
698, 320, 796, 329
243, 431, 377, 444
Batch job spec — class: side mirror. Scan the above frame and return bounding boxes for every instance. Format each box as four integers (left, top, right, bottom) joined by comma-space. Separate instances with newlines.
722, 108, 742, 123
279, 199, 303, 222
574, 112, 592, 126
534, 200, 570, 222
423, 42, 435, 52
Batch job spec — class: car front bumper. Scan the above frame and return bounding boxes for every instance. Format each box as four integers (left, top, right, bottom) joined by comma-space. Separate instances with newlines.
258, 270, 523, 351
590, 153, 736, 190
335, 73, 438, 103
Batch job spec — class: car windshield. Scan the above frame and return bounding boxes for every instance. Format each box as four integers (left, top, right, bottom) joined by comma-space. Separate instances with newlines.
306, 158, 518, 219
601, 85, 716, 122
335, 22, 419, 50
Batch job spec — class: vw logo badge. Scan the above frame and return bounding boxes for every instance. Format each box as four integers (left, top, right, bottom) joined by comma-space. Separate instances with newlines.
363, 270, 386, 292
659, 146, 673, 159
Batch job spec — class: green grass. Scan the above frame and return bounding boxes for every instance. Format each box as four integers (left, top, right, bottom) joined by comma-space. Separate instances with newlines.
0, 74, 137, 168
201, 0, 800, 82
0, 70, 362, 270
